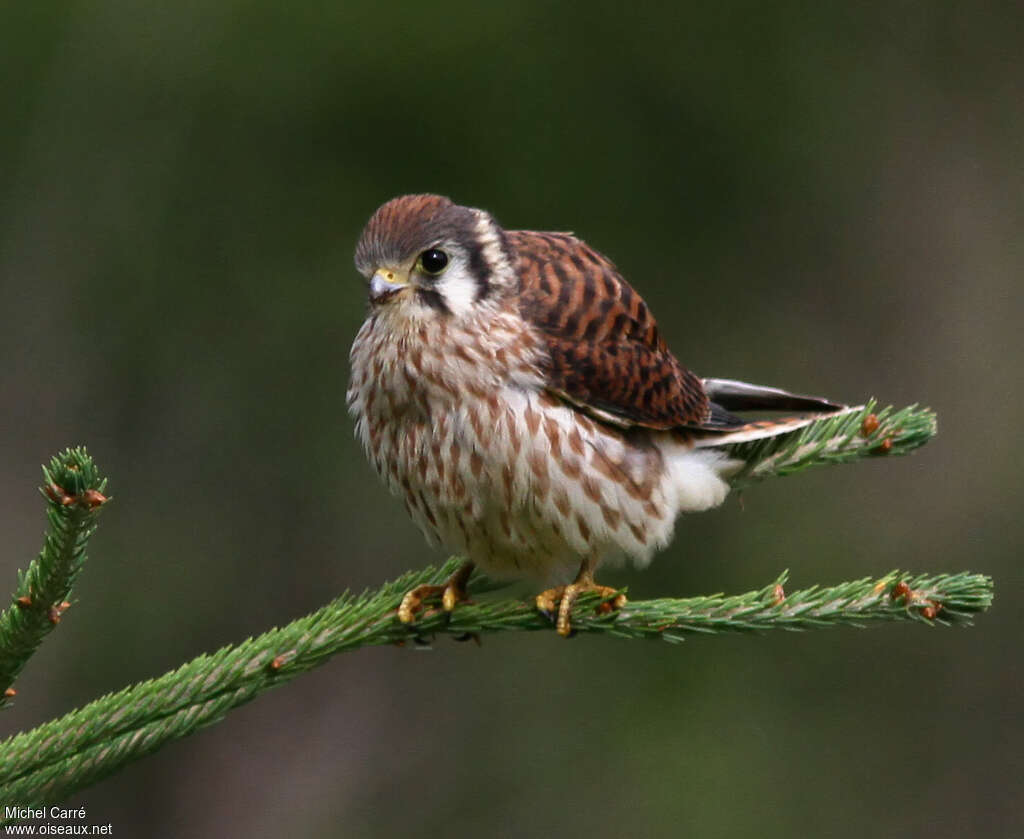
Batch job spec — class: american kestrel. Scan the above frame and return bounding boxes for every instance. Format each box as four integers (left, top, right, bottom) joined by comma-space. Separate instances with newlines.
348, 195, 850, 636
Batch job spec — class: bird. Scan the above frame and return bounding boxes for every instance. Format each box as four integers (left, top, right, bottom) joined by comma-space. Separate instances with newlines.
348, 194, 853, 636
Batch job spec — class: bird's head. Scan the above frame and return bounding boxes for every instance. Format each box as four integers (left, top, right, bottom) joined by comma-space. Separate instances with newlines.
354, 194, 517, 319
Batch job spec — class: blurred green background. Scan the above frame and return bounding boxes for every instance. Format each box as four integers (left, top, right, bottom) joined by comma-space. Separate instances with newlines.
1, 2, 1021, 836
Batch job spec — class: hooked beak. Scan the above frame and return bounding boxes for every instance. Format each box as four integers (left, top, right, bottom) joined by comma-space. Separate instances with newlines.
369, 268, 409, 304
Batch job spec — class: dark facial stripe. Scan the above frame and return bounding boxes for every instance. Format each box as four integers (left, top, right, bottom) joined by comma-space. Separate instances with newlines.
465, 235, 491, 302
415, 287, 450, 314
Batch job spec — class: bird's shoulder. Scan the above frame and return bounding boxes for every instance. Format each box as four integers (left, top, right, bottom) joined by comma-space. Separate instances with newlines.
507, 229, 710, 430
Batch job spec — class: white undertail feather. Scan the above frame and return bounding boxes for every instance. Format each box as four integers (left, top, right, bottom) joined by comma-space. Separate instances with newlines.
659, 443, 739, 512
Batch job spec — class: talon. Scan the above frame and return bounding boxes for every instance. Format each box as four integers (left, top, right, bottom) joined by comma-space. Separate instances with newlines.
557, 583, 581, 637
441, 585, 460, 613
597, 590, 628, 613
398, 584, 444, 625
398, 562, 474, 626
535, 587, 563, 622
535, 570, 626, 637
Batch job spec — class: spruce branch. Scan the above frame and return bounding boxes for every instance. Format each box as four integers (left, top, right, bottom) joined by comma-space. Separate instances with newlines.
0, 448, 108, 702
725, 402, 937, 490
0, 424, 986, 811
0, 558, 992, 808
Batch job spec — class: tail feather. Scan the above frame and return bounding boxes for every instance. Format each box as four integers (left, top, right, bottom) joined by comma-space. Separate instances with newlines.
694, 376, 853, 445
693, 407, 859, 448
703, 377, 845, 414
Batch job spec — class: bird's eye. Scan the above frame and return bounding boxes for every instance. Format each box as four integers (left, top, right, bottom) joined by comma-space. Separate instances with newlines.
417, 248, 449, 275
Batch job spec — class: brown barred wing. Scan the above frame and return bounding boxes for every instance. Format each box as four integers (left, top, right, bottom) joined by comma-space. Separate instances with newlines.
511, 230, 712, 431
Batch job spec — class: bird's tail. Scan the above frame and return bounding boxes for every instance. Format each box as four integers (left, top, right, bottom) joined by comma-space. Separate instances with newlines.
691, 399, 937, 490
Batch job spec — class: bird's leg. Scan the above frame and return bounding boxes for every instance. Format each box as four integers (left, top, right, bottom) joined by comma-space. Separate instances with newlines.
397, 561, 475, 625
535, 558, 627, 637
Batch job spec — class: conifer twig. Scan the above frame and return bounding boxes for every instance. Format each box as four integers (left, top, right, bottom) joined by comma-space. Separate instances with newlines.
0, 558, 993, 808
725, 402, 936, 490
0, 419, 985, 812
0, 448, 108, 702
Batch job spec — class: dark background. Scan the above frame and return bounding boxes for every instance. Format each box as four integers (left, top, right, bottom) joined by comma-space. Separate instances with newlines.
1, 2, 1021, 836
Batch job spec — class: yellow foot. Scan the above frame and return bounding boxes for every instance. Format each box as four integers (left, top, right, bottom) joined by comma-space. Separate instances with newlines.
535, 582, 627, 637
398, 562, 474, 625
